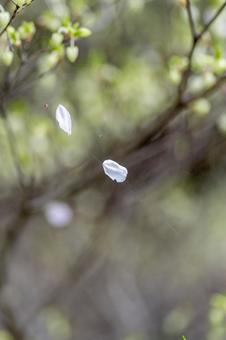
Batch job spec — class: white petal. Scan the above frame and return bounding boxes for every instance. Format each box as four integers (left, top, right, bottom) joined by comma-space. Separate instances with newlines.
44, 201, 73, 228
102, 159, 128, 183
56, 104, 72, 135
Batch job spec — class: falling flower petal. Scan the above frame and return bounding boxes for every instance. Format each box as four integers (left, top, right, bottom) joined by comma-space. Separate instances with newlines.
102, 159, 128, 183
44, 201, 73, 228
56, 104, 72, 135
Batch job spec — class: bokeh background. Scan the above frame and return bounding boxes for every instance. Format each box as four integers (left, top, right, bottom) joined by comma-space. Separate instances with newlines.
1, 0, 226, 339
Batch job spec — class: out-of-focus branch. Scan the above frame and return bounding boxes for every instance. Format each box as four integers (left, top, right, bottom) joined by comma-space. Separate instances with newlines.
11, 60, 62, 97
184, 72, 226, 104
0, 96, 28, 338
1, 302, 26, 340
197, 1, 226, 40
186, 0, 197, 41
0, 200, 29, 340
0, 106, 24, 187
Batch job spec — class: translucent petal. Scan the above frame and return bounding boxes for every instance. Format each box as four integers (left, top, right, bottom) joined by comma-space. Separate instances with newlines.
56, 104, 72, 135
102, 159, 128, 183
44, 201, 73, 228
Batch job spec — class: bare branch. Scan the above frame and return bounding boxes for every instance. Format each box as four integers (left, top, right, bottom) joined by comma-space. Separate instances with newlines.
184, 72, 226, 104
186, 0, 197, 41
0, 106, 24, 187
198, 1, 226, 40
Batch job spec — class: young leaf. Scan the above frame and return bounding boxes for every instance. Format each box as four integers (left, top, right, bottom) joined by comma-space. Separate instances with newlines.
1, 50, 14, 66
102, 159, 128, 183
0, 11, 10, 29
66, 46, 79, 63
56, 104, 72, 135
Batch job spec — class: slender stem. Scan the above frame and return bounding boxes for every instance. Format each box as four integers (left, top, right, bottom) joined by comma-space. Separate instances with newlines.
1, 106, 24, 187
0, 204, 28, 340
198, 1, 226, 40
184, 72, 226, 104
11, 61, 61, 97
178, 40, 196, 98
186, 0, 197, 40
178, 1, 226, 99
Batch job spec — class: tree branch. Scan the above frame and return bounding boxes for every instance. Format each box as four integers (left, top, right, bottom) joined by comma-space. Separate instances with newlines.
186, 0, 197, 41
0, 105, 24, 187
197, 1, 226, 40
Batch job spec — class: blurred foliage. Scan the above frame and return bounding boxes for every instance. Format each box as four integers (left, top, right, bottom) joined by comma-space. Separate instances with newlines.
1, 1, 226, 340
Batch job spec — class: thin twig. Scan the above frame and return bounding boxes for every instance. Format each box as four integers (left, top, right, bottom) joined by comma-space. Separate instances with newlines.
177, 41, 196, 98
11, 61, 61, 97
178, 0, 226, 98
186, 0, 197, 41
178, 0, 198, 97
198, 1, 226, 40
184, 72, 226, 104
0, 106, 24, 187
0, 202, 29, 340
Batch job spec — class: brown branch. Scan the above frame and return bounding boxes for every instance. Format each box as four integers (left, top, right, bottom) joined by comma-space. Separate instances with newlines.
197, 1, 226, 40
1, 302, 26, 340
186, 0, 197, 41
184, 73, 226, 104
11, 60, 62, 97
0, 106, 24, 188
0, 199, 30, 340
177, 41, 196, 98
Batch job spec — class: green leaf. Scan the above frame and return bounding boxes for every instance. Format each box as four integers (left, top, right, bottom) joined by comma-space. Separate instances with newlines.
76, 27, 92, 38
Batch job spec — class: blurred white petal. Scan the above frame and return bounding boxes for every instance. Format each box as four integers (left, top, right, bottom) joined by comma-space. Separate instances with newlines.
102, 159, 128, 183
44, 201, 73, 228
56, 104, 72, 135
